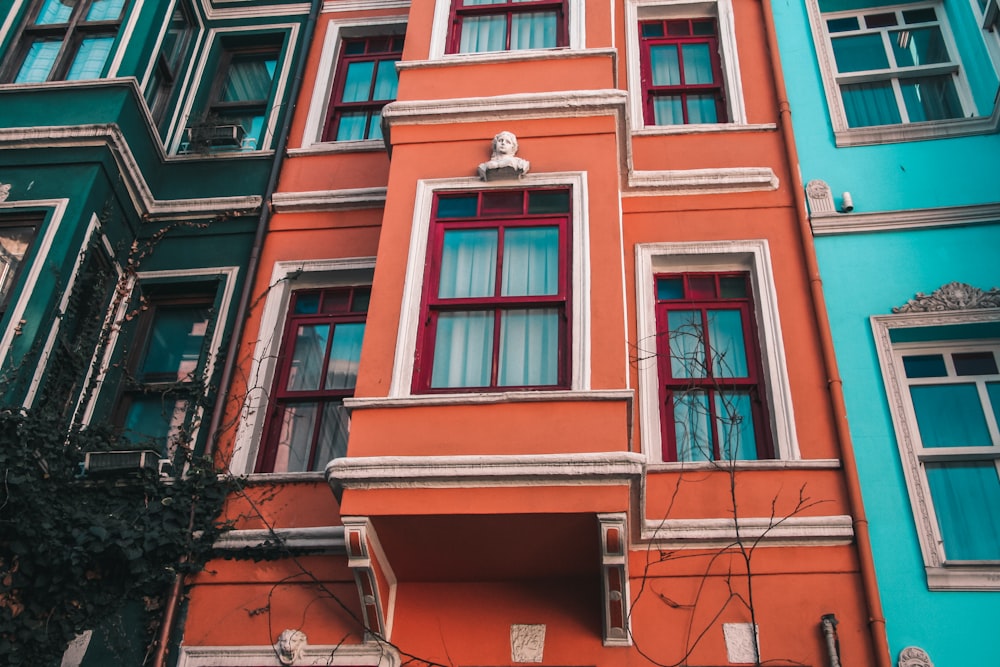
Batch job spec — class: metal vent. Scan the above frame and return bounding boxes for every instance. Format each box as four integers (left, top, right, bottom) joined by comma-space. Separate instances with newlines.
83, 450, 162, 476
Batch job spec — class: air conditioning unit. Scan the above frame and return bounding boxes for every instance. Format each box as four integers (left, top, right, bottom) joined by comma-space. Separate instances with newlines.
83, 450, 163, 476
182, 123, 246, 150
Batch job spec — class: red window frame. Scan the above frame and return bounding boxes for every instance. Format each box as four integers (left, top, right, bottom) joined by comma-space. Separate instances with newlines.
255, 286, 369, 473
447, 0, 568, 54
638, 18, 727, 125
414, 188, 571, 393
321, 35, 403, 142
655, 272, 771, 462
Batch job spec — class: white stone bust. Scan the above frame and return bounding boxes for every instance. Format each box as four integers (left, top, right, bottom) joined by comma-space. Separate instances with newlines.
478, 131, 530, 181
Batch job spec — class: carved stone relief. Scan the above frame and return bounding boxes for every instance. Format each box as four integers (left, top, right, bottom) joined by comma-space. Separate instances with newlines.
478, 131, 530, 181
510, 623, 545, 663
0, 183, 11, 202
274, 629, 307, 665
892, 282, 1000, 313
805, 179, 836, 215
897, 646, 934, 667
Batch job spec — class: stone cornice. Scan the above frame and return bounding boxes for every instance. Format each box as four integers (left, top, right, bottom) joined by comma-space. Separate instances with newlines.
213, 526, 346, 552
626, 167, 778, 195
641, 515, 855, 547
271, 187, 387, 212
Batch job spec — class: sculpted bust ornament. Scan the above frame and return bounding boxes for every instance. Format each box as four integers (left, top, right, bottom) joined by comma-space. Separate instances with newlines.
478, 131, 530, 181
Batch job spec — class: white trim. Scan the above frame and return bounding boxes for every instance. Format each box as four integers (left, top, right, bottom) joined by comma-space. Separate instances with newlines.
428, 0, 584, 59
347, 389, 631, 409
213, 526, 346, 552
0, 198, 69, 371
0, 0, 25, 48
871, 309, 1000, 590
641, 515, 855, 547
270, 188, 387, 212
106, 0, 146, 77
626, 167, 778, 194
177, 642, 398, 667
327, 452, 646, 490
634, 240, 798, 463
624, 0, 748, 130
300, 15, 407, 150
811, 201, 1000, 235
323, 0, 411, 12
195, 0, 311, 20
168, 23, 301, 155
388, 172, 591, 397
228, 257, 376, 475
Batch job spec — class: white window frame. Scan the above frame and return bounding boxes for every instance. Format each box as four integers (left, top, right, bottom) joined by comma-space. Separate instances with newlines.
872, 309, 1000, 589
388, 173, 591, 398
970, 0, 1000, 65
428, 0, 584, 60
229, 257, 376, 477
625, 0, 749, 131
298, 15, 407, 152
805, 0, 982, 146
176, 642, 399, 667
635, 240, 798, 464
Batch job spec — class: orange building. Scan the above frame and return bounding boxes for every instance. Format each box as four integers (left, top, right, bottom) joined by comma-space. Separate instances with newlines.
177, 1, 887, 666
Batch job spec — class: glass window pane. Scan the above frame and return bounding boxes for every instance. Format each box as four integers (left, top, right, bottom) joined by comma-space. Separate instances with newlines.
667, 310, 706, 379
431, 311, 494, 388
85, 0, 126, 21
650, 45, 680, 85
286, 323, 330, 391
341, 61, 375, 102
481, 191, 523, 215
325, 322, 364, 390
841, 81, 901, 127
953, 352, 998, 376
988, 382, 1000, 428
900, 76, 963, 122
831, 34, 889, 73
657, 277, 684, 300
715, 391, 757, 460
501, 227, 559, 297
438, 229, 498, 298
707, 309, 748, 378
123, 396, 188, 456
15, 40, 62, 83
902, 8, 937, 23
527, 190, 570, 214
890, 26, 950, 67
498, 308, 559, 386
719, 276, 747, 298
826, 17, 859, 32
0, 225, 36, 305
35, 0, 73, 24
511, 11, 557, 49
372, 60, 399, 101
271, 402, 318, 473
681, 43, 714, 84
368, 110, 383, 140
673, 390, 713, 462
437, 195, 479, 218
66, 37, 114, 80
910, 384, 991, 447
311, 400, 350, 467
903, 354, 947, 378
926, 462, 1000, 560
686, 94, 719, 123
294, 292, 320, 314
653, 96, 684, 125
222, 56, 276, 102
864, 12, 897, 28
335, 112, 368, 141
460, 15, 507, 53
141, 305, 211, 381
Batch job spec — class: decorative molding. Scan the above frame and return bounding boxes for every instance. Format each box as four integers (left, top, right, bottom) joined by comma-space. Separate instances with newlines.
286, 140, 386, 155
342, 517, 395, 641
478, 131, 529, 181
0, 124, 262, 219
0, 183, 9, 202
646, 458, 841, 472
805, 179, 836, 215
631, 123, 777, 136
897, 646, 934, 667
327, 452, 646, 492
724, 623, 760, 664
322, 0, 411, 12
641, 515, 855, 547
270, 188, 387, 212
598, 513, 631, 647
274, 630, 307, 666
832, 106, 1000, 148
626, 167, 778, 195
510, 624, 546, 663
346, 389, 632, 410
399, 47, 613, 72
213, 526, 346, 552
892, 282, 1000, 313
810, 200, 1000, 235
176, 642, 399, 667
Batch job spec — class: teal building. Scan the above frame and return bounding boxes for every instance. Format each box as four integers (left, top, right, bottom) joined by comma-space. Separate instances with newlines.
772, 0, 1000, 664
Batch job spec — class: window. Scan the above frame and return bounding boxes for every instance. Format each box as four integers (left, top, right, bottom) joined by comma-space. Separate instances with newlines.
255, 286, 369, 473
114, 291, 214, 458
0, 216, 39, 314
821, 3, 966, 127
322, 35, 402, 142
639, 18, 726, 125
144, 4, 193, 129
654, 272, 771, 462
976, 0, 1000, 30
415, 188, 571, 392
2, 0, 126, 83
448, 0, 567, 54
185, 44, 280, 152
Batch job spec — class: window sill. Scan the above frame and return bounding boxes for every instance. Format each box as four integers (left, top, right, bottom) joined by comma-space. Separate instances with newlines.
242, 471, 327, 484
289, 139, 387, 155
926, 563, 1000, 591
633, 122, 777, 136
346, 389, 633, 410
833, 108, 1000, 147
398, 47, 616, 71
168, 149, 275, 160
646, 458, 840, 471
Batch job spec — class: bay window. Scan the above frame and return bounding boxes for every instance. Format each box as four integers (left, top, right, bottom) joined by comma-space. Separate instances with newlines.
639, 18, 726, 125
448, 0, 567, 54
2, 0, 126, 83
822, 3, 966, 127
415, 188, 570, 392
322, 36, 403, 142
655, 272, 771, 462
256, 286, 368, 473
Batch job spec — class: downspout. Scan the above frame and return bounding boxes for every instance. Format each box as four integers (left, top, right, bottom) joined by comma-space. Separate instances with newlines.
757, 2, 892, 666
151, 0, 323, 664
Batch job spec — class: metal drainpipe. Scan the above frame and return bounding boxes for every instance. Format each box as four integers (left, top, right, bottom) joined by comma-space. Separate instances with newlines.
756, 1, 892, 666
150, 0, 323, 664
821, 614, 843, 667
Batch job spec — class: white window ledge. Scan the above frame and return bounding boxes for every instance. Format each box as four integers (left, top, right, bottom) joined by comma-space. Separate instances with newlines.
213, 526, 346, 552
632, 123, 777, 136
345, 389, 633, 410
642, 515, 855, 547
627, 167, 778, 195
926, 564, 1000, 591
646, 458, 841, 472
396, 47, 616, 71
270, 187, 387, 212
833, 111, 1000, 147
287, 139, 386, 155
